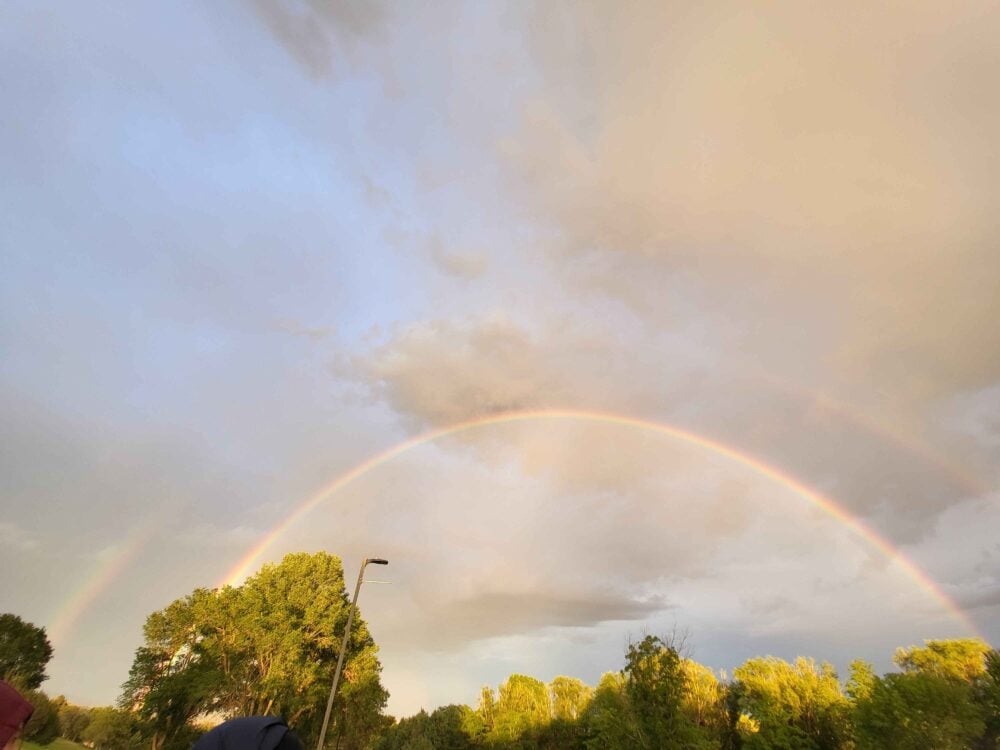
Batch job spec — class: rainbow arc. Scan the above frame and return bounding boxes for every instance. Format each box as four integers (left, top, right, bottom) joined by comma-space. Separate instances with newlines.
220, 408, 978, 635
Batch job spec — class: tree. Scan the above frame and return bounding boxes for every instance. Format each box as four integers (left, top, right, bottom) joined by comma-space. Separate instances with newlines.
730, 656, 850, 750
0, 613, 53, 689
494, 674, 551, 741
621, 635, 704, 750
894, 638, 991, 682
58, 701, 92, 743
22, 690, 60, 745
550, 676, 592, 722
852, 640, 992, 750
477, 685, 497, 738
122, 552, 388, 750
84, 707, 145, 750
976, 649, 1000, 749
852, 671, 984, 749
679, 659, 726, 746
582, 671, 634, 750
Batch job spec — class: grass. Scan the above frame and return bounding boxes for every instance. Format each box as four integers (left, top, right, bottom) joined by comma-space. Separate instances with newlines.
22, 739, 88, 750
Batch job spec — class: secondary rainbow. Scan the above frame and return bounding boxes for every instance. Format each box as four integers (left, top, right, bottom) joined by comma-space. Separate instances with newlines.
48, 526, 155, 644
221, 408, 978, 634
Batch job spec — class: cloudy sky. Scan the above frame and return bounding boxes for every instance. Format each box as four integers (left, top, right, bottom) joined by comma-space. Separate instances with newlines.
2, 0, 999, 717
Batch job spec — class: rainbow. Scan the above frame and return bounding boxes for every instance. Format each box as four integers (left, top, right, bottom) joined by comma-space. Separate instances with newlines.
220, 408, 978, 634
48, 525, 155, 645
753, 373, 987, 497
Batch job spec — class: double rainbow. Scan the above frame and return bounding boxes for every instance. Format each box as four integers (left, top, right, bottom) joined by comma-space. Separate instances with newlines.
220, 408, 978, 634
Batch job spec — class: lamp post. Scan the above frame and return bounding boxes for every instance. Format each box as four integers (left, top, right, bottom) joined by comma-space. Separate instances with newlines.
316, 557, 389, 750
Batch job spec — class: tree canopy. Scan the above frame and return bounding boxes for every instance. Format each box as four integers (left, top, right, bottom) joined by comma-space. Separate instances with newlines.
375, 637, 998, 750
0, 612, 53, 690
121, 552, 387, 750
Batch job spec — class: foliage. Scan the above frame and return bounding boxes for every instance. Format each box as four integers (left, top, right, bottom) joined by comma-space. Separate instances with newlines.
852, 671, 984, 749
494, 675, 550, 742
582, 671, 632, 750
23, 690, 61, 745
375, 705, 480, 750
894, 638, 991, 681
977, 649, 1000, 749
121, 552, 387, 750
622, 635, 702, 749
0, 613, 54, 690
56, 702, 92, 743
82, 707, 145, 750
549, 677, 591, 723
726, 656, 850, 750
371, 635, 999, 750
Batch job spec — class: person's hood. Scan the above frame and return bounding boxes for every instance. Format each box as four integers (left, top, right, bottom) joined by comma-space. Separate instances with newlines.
0, 681, 33, 748
192, 716, 292, 750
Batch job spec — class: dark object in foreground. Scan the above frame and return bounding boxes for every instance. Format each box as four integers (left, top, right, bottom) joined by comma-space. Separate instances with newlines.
193, 717, 302, 750
0, 680, 33, 749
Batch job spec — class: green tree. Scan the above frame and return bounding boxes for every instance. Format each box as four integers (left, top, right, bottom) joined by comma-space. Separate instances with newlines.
550, 676, 592, 722
852, 639, 992, 750
582, 671, 634, 750
679, 659, 726, 747
58, 702, 92, 742
477, 685, 497, 738
0, 613, 53, 690
494, 674, 551, 742
84, 707, 145, 750
894, 638, 991, 681
730, 656, 849, 750
853, 671, 984, 749
120, 587, 224, 750
620, 635, 706, 750
122, 552, 388, 750
22, 690, 60, 745
977, 649, 1000, 749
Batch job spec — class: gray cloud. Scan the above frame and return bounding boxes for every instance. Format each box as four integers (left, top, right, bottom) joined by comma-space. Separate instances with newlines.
956, 586, 1000, 612
505, 2, 1000, 401
391, 590, 670, 650
249, 0, 387, 77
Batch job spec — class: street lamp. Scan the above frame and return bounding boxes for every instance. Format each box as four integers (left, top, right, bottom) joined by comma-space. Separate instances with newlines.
316, 557, 389, 750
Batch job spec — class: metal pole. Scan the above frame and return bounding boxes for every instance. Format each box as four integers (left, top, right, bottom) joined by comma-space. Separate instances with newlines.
316, 557, 387, 750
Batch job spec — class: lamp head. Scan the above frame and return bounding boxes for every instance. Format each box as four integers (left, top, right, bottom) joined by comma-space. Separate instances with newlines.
367, 558, 389, 566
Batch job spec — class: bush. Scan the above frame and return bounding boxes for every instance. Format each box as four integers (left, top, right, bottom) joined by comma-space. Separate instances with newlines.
23, 691, 60, 745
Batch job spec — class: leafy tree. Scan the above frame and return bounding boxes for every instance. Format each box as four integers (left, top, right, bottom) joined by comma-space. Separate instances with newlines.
845, 660, 876, 704
58, 701, 92, 742
476, 685, 497, 737
122, 552, 388, 750
977, 649, 1000, 749
83, 707, 145, 750
853, 670, 984, 749
894, 638, 990, 681
424, 705, 478, 750
22, 690, 60, 745
582, 671, 633, 749
679, 658, 726, 746
0, 613, 53, 689
730, 656, 849, 750
620, 635, 708, 750
494, 674, 550, 742
375, 705, 480, 750
550, 676, 592, 722
852, 639, 992, 750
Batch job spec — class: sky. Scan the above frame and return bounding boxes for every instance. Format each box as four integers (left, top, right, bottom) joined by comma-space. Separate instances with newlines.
1, 0, 999, 718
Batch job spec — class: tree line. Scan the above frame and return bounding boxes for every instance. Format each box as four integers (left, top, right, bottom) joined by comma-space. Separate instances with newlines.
3, 552, 998, 749
377, 635, 1000, 750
